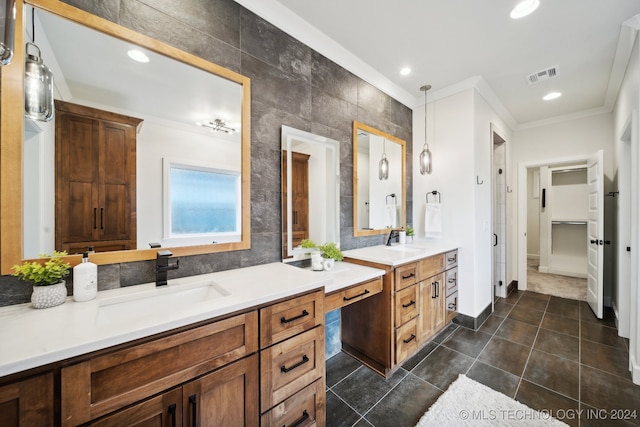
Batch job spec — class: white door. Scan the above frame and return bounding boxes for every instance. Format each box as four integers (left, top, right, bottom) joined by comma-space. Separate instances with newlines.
586, 150, 604, 318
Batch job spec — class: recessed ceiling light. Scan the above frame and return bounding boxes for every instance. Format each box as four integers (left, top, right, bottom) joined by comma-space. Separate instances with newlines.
543, 92, 562, 101
127, 49, 149, 63
400, 67, 411, 76
510, 0, 540, 19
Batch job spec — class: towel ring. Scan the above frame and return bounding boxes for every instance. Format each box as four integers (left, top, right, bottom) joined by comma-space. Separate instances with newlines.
426, 191, 441, 204
386, 193, 397, 205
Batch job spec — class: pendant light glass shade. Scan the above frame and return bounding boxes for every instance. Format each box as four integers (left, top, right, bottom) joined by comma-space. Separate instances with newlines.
379, 152, 389, 180
420, 84, 432, 175
25, 42, 54, 122
0, 0, 16, 65
420, 144, 432, 174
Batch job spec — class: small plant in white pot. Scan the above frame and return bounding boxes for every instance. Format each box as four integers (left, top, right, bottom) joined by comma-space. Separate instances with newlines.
317, 242, 343, 271
13, 251, 71, 309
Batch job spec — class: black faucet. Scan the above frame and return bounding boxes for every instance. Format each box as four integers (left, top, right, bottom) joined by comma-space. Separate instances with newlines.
156, 250, 179, 286
386, 229, 400, 246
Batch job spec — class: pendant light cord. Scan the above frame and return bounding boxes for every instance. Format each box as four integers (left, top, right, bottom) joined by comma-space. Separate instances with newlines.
31, 8, 35, 43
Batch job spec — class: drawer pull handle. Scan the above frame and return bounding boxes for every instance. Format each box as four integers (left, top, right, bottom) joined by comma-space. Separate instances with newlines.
448, 278, 456, 284
189, 394, 198, 427
402, 300, 416, 308
168, 403, 177, 427
281, 354, 310, 373
344, 289, 370, 301
285, 409, 310, 427
449, 303, 457, 310
402, 272, 415, 280
281, 309, 309, 324
435, 281, 440, 298
448, 256, 457, 262
403, 334, 416, 344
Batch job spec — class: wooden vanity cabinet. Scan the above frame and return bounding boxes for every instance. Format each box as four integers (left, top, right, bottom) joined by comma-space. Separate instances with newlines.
343, 250, 459, 377
259, 289, 325, 427
0, 372, 54, 426
61, 311, 259, 426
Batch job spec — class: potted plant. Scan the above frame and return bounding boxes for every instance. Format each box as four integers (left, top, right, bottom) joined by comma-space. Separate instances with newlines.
406, 224, 415, 243
13, 251, 71, 309
317, 242, 343, 270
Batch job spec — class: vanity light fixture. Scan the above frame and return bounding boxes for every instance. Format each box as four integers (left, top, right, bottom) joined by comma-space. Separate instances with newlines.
379, 138, 389, 180
543, 91, 562, 101
24, 8, 54, 122
510, 0, 540, 19
0, 0, 16, 65
419, 84, 432, 175
197, 118, 237, 134
127, 49, 149, 63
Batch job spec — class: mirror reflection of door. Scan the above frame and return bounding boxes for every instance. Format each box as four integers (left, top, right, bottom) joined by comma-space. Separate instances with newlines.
282, 151, 310, 250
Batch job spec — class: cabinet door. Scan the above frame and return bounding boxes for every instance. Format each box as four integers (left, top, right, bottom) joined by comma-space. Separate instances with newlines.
419, 273, 446, 342
431, 273, 446, 333
183, 355, 259, 427
88, 388, 182, 427
0, 373, 54, 427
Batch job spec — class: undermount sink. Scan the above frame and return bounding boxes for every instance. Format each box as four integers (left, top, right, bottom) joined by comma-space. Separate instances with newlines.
385, 246, 424, 253
95, 280, 230, 326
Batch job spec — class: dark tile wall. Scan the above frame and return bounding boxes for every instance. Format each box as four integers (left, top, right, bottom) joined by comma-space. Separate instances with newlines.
0, 0, 412, 306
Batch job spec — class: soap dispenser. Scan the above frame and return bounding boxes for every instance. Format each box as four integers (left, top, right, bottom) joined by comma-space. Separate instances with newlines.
73, 252, 97, 302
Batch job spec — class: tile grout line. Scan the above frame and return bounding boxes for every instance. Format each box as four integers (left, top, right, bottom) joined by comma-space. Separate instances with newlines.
513, 295, 550, 399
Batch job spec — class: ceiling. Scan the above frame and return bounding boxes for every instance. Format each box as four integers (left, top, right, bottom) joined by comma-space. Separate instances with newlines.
244, 0, 640, 128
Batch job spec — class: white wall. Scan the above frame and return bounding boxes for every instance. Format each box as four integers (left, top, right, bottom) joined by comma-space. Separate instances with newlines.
413, 88, 512, 318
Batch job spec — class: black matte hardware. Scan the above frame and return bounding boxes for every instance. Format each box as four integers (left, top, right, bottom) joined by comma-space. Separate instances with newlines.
281, 309, 309, 324
100, 207, 104, 229
542, 188, 546, 208
627, 247, 631, 252
590, 239, 597, 244
447, 256, 457, 262
432, 282, 437, 299
402, 300, 416, 308
605, 240, 611, 245
435, 281, 440, 298
493, 233, 498, 247
599, 240, 604, 245
93, 208, 97, 229
448, 278, 456, 284
343, 289, 370, 301
448, 303, 456, 310
156, 250, 179, 286
285, 410, 310, 427
403, 334, 416, 344
189, 395, 197, 427
281, 354, 309, 373
402, 272, 416, 280
168, 403, 177, 427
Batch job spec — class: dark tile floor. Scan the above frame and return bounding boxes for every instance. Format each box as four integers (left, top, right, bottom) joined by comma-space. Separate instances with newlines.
326, 290, 640, 427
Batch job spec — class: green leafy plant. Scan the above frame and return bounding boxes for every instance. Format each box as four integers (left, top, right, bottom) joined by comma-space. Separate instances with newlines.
300, 239, 317, 249
12, 251, 71, 286
405, 224, 415, 237
318, 242, 344, 261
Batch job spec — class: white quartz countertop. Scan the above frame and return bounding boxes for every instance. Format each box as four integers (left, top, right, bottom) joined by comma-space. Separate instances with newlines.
0, 260, 385, 377
342, 239, 460, 266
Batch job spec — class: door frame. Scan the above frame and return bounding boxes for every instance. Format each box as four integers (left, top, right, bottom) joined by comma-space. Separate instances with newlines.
491, 124, 508, 299
517, 152, 598, 291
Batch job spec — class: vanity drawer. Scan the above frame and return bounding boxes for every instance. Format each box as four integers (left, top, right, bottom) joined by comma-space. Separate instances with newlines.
260, 290, 324, 348
395, 284, 419, 327
445, 267, 458, 296
395, 318, 419, 364
61, 311, 258, 425
395, 262, 419, 291
325, 277, 383, 312
445, 250, 458, 269
260, 326, 324, 411
260, 379, 325, 427
446, 292, 458, 322
419, 254, 445, 280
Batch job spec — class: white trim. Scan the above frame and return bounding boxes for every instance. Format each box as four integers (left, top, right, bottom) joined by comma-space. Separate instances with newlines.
517, 152, 597, 292
632, 352, 640, 386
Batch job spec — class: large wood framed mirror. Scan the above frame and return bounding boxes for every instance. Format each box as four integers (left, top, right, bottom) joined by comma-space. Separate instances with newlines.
353, 121, 406, 236
281, 125, 340, 260
0, 0, 251, 274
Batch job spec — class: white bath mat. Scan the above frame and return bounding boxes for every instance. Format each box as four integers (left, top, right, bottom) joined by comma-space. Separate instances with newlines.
416, 375, 569, 426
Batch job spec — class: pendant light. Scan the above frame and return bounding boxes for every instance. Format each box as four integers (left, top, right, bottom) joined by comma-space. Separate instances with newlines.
379, 138, 389, 180
25, 8, 54, 122
419, 84, 432, 175
0, 0, 16, 65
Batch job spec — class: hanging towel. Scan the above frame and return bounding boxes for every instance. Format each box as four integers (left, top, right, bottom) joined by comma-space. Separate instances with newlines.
385, 205, 398, 228
424, 202, 442, 236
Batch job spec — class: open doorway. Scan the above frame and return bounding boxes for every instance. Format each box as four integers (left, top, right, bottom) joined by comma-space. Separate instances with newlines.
492, 128, 507, 299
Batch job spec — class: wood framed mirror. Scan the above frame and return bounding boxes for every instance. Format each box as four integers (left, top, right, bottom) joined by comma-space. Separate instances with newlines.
0, 0, 251, 274
353, 121, 406, 237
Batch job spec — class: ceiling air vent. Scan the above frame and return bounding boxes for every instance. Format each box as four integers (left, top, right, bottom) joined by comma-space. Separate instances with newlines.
527, 65, 559, 84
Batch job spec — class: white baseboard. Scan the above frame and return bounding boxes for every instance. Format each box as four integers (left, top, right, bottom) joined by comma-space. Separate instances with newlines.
527, 254, 540, 261
631, 352, 640, 385
538, 266, 549, 273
